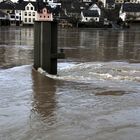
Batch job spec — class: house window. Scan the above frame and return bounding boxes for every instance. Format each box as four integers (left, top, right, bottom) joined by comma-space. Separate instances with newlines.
86, 18, 88, 20
31, 7, 33, 10
29, 18, 31, 22
44, 16, 46, 18
33, 12, 35, 16
33, 18, 35, 21
25, 12, 27, 16
27, 6, 29, 10
11, 15, 15, 18
29, 12, 31, 16
25, 18, 27, 22
40, 15, 42, 18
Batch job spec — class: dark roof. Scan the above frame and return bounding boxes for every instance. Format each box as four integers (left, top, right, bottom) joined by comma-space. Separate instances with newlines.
106, 0, 115, 5
47, 5, 53, 11
52, 5, 61, 15
83, 10, 99, 17
37, 2, 46, 12
0, 1, 15, 10
15, 1, 38, 10
15, 3, 26, 10
123, 3, 140, 12
0, 1, 39, 11
61, 1, 81, 13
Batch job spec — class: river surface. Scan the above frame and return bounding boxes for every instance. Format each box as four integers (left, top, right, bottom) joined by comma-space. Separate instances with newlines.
0, 26, 140, 140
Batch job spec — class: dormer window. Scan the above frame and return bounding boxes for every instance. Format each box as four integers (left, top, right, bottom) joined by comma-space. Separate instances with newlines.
27, 6, 29, 10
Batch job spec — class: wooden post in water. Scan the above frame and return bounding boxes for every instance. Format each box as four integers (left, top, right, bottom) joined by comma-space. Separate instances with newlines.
34, 21, 58, 75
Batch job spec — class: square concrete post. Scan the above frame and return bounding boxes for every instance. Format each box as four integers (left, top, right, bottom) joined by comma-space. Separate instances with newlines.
34, 21, 58, 75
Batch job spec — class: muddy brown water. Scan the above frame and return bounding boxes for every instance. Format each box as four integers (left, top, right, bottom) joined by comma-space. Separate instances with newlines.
0, 26, 140, 140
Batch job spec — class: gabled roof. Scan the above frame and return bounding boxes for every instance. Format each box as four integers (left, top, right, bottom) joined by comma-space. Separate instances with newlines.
27, 1, 38, 10
83, 10, 99, 17
36, 3, 54, 13
0, 1, 15, 10
15, 1, 38, 10
88, 3, 100, 10
123, 3, 140, 12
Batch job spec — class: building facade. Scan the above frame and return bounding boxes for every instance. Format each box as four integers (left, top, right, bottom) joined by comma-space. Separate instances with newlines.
22, 2, 37, 24
37, 6, 53, 21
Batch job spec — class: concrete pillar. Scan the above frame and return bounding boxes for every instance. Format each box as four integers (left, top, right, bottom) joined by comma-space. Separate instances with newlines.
34, 21, 58, 75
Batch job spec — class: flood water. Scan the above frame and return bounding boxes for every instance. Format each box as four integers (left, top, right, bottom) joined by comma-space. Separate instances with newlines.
0, 26, 140, 140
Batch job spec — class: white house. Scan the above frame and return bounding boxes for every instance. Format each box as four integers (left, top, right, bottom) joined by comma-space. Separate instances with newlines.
81, 4, 101, 22
14, 1, 37, 25
22, 2, 37, 25
15, 4, 24, 25
122, 3, 140, 21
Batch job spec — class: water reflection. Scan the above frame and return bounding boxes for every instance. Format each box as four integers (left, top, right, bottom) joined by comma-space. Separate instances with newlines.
0, 27, 140, 68
0, 27, 33, 45
123, 31, 140, 61
59, 28, 140, 62
0, 27, 33, 68
31, 69, 57, 122
98, 31, 119, 61
0, 46, 5, 67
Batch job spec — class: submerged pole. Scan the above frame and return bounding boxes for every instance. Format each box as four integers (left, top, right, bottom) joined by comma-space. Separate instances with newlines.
34, 21, 58, 75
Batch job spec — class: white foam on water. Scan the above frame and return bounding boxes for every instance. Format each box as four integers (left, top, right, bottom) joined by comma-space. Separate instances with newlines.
1, 62, 139, 93
34, 62, 140, 85
37, 61, 140, 93
1, 62, 139, 85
